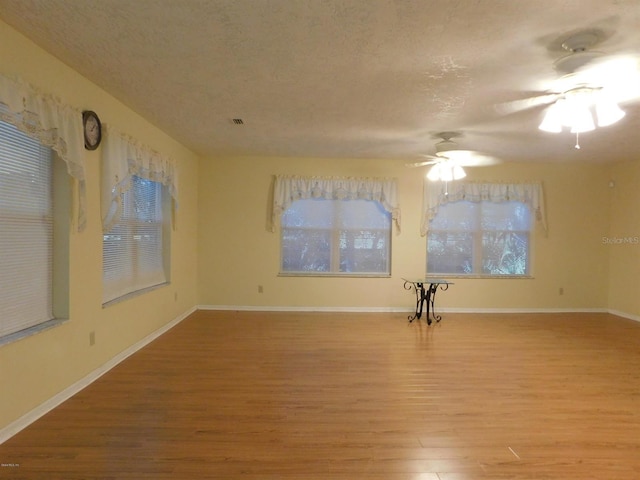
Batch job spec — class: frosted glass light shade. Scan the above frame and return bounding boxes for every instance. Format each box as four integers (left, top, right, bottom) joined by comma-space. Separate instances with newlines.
569, 106, 595, 133
452, 165, 467, 180
427, 162, 466, 182
538, 102, 563, 132
539, 89, 626, 133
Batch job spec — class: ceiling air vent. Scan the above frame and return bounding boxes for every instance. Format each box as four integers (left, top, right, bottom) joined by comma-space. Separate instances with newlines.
232, 118, 244, 125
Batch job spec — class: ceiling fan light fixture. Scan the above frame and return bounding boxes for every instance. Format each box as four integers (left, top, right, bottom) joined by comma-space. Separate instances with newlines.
560, 93, 595, 131
539, 90, 621, 134
427, 163, 443, 181
426, 162, 466, 182
538, 102, 563, 132
453, 164, 467, 180
568, 106, 596, 133
440, 165, 454, 182
534, 30, 635, 139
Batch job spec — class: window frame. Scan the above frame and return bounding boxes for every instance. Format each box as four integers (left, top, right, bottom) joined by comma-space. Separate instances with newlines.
0, 120, 70, 345
102, 175, 170, 306
426, 199, 533, 278
279, 197, 393, 277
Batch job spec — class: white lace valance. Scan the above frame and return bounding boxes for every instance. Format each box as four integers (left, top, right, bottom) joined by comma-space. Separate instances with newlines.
101, 125, 178, 232
0, 74, 86, 231
421, 180, 547, 235
271, 175, 401, 232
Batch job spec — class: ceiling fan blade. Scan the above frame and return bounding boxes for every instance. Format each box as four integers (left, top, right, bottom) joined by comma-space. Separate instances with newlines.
552, 54, 640, 102
495, 93, 559, 115
590, 56, 640, 103
405, 160, 437, 168
458, 155, 501, 167
574, 54, 639, 81
438, 150, 501, 167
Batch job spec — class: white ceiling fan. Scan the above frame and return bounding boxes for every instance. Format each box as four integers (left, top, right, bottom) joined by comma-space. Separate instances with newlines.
405, 132, 500, 181
497, 29, 640, 144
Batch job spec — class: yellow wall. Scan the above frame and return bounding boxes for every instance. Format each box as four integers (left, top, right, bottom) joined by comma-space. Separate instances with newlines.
197, 155, 612, 311
608, 160, 640, 316
0, 22, 199, 429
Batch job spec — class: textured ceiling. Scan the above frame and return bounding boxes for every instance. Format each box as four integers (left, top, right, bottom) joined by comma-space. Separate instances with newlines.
1, 0, 640, 164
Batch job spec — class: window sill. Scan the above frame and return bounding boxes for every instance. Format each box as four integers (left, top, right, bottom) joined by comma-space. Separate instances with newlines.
102, 281, 169, 308
278, 272, 391, 278
426, 274, 534, 279
0, 318, 68, 347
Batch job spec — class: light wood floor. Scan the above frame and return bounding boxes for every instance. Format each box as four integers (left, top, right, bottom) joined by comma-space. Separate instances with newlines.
2, 310, 640, 479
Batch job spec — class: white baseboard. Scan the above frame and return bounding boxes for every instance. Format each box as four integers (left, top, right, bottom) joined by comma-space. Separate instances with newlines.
608, 309, 640, 323
0, 306, 196, 445
439, 307, 608, 314
197, 304, 610, 314
196, 304, 409, 313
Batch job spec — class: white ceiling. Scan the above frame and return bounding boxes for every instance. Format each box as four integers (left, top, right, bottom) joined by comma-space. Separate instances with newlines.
1, 0, 640, 164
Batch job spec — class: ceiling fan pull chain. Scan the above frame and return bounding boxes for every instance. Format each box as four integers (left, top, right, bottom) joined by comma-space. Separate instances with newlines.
575, 132, 581, 149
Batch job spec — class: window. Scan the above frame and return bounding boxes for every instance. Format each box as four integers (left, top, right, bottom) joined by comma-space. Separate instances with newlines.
103, 176, 168, 304
0, 121, 61, 339
427, 200, 531, 276
100, 126, 176, 305
281, 198, 391, 275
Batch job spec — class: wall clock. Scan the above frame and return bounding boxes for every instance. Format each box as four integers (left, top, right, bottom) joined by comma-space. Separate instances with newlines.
82, 110, 102, 150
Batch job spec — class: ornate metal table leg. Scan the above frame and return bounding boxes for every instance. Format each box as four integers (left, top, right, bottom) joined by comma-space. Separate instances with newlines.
425, 283, 436, 325
404, 280, 425, 322
429, 283, 449, 323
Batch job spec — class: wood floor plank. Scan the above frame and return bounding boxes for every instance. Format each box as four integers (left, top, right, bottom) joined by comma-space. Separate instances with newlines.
1, 310, 640, 479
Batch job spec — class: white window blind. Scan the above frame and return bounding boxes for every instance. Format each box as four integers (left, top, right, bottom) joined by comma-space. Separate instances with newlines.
427, 200, 532, 276
0, 120, 54, 337
281, 198, 391, 275
103, 176, 166, 303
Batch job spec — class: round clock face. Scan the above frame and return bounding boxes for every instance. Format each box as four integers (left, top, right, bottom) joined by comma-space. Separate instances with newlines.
83, 111, 101, 150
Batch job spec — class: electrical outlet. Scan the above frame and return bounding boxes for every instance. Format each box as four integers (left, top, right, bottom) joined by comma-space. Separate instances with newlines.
89, 331, 96, 346
559, 287, 564, 295
258, 285, 264, 293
